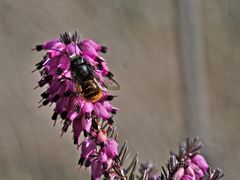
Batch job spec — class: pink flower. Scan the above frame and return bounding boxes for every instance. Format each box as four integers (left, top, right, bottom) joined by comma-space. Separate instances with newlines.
181, 175, 194, 180
81, 39, 107, 53
102, 139, 118, 159
185, 166, 195, 178
172, 154, 209, 180
191, 154, 209, 172
173, 167, 184, 180
91, 159, 104, 180
188, 160, 204, 177
79, 138, 97, 166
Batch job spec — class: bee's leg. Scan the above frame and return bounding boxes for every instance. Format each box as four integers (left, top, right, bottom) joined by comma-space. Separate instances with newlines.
63, 76, 74, 81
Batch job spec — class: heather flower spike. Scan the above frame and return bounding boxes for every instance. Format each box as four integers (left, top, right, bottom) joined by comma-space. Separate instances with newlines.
33, 30, 137, 179
33, 31, 223, 180
156, 137, 224, 180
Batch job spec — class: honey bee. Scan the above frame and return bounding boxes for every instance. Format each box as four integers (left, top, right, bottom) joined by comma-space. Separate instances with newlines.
35, 31, 119, 102
70, 56, 120, 102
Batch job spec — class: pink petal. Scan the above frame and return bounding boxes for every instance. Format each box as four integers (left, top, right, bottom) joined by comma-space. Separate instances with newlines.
181, 175, 194, 180
81, 46, 99, 59
82, 39, 102, 51
104, 139, 118, 158
103, 101, 113, 111
81, 138, 96, 158
91, 159, 103, 180
185, 166, 195, 177
48, 44, 65, 57
42, 39, 60, 49
66, 42, 81, 56
94, 102, 111, 119
98, 152, 108, 163
83, 101, 94, 113
191, 154, 209, 172
188, 161, 204, 177
81, 116, 92, 132
173, 167, 184, 180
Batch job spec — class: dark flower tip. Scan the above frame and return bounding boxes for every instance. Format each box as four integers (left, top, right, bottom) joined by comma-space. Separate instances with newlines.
51, 112, 58, 120
106, 95, 117, 101
42, 99, 49, 106
41, 91, 49, 99
35, 45, 43, 51
107, 117, 114, 125
73, 136, 78, 145
53, 94, 60, 102
78, 157, 85, 166
60, 111, 68, 119
45, 74, 53, 82
101, 46, 108, 53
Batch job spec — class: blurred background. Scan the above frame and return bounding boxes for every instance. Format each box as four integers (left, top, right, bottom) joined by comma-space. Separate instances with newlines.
0, 0, 239, 179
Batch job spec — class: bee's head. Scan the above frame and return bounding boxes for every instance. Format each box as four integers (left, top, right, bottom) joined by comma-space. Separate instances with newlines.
70, 57, 90, 79
70, 56, 85, 70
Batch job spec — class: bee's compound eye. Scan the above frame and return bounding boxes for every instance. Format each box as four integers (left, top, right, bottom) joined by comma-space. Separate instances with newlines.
78, 57, 85, 64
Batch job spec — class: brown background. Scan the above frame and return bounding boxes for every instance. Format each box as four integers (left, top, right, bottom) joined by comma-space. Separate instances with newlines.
0, 0, 239, 179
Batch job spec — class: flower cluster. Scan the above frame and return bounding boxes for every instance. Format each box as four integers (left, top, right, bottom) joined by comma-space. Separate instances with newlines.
138, 137, 224, 180
33, 31, 128, 179
165, 138, 224, 180
33, 31, 223, 180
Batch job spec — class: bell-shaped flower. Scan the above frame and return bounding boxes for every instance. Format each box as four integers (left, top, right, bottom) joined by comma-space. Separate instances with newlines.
82, 39, 107, 53
80, 138, 97, 166
191, 154, 209, 172
173, 167, 184, 180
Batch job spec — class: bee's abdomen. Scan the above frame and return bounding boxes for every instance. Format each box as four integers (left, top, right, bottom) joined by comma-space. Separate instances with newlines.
77, 80, 103, 102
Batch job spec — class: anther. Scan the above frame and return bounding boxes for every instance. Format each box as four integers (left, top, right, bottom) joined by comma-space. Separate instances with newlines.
78, 157, 85, 166
84, 160, 91, 168
102, 162, 108, 170
60, 111, 68, 119
61, 120, 71, 133
56, 68, 63, 75
35, 45, 43, 51
52, 94, 60, 102
42, 99, 49, 106
107, 117, 114, 125
106, 95, 117, 101
100, 46, 107, 53
97, 63, 103, 70
45, 74, 53, 82
96, 57, 104, 63
111, 109, 117, 114
73, 91, 78, 97
107, 72, 114, 78
64, 90, 71, 97
51, 112, 58, 120
83, 130, 88, 137
41, 91, 50, 99
74, 136, 78, 145
38, 79, 47, 87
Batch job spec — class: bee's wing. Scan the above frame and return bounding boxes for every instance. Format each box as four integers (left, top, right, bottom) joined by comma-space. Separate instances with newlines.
102, 77, 120, 91
93, 78, 107, 92
87, 62, 120, 91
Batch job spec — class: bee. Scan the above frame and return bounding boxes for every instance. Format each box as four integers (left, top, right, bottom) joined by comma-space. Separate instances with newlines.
70, 56, 120, 102
34, 31, 119, 102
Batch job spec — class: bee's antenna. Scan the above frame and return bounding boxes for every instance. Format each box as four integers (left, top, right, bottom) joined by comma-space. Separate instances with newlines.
74, 29, 79, 56
48, 48, 71, 59
74, 32, 77, 55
